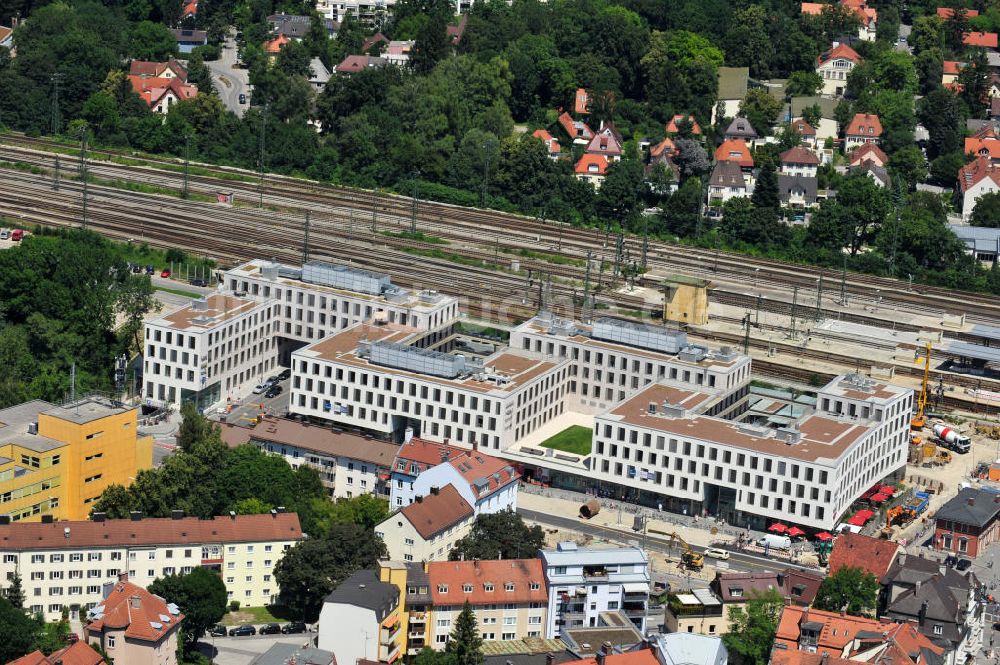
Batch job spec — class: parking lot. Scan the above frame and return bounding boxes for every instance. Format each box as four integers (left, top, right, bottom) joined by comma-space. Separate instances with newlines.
197, 632, 316, 665
217, 373, 292, 426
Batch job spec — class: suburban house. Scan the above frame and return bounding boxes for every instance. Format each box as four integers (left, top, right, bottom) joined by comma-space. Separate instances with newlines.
880, 551, 983, 665
128, 60, 198, 114
816, 42, 862, 97
789, 96, 839, 146
779, 146, 819, 177
385, 40, 414, 65
778, 175, 819, 209
645, 152, 680, 194
964, 127, 1000, 163
532, 129, 562, 159
585, 125, 624, 161
667, 114, 702, 136
335, 54, 388, 74
856, 161, 892, 188
446, 15, 468, 46
714, 139, 755, 189
181, 0, 198, 19
788, 118, 818, 151
267, 13, 337, 40
849, 143, 889, 168
650, 137, 676, 160
964, 31, 998, 49
424, 559, 548, 646
558, 111, 595, 145
264, 33, 290, 56
8, 642, 106, 665
317, 569, 402, 665
949, 225, 1000, 264
575, 87, 590, 115
169, 28, 207, 54
708, 161, 750, 205
374, 484, 475, 562
943, 61, 966, 86
85, 575, 184, 665
827, 532, 900, 579
309, 57, 331, 91
772, 606, 946, 665
843, 113, 882, 152
362, 32, 389, 52
801, 0, 877, 41
958, 156, 1000, 219
251, 645, 335, 665
938, 7, 979, 18
575, 153, 609, 188
714, 67, 750, 124
933, 486, 1000, 556
723, 117, 758, 143
0, 24, 11, 52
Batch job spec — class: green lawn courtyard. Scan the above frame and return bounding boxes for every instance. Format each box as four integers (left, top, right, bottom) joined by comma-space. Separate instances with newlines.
540, 425, 593, 456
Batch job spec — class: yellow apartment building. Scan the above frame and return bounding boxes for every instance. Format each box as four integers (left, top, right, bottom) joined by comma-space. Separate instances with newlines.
379, 561, 433, 656
0, 397, 153, 522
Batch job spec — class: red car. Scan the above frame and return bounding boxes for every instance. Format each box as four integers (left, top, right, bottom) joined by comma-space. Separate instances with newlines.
160, 269, 172, 278
11, 229, 23, 241
65, 633, 79, 644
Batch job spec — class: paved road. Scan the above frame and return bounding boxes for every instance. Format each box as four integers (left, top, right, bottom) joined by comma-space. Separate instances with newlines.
518, 508, 814, 575
206, 36, 250, 117
198, 633, 315, 665
217, 375, 292, 425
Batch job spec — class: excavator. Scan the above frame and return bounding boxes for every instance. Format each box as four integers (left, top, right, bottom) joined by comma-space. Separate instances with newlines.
912, 341, 932, 431
664, 532, 704, 571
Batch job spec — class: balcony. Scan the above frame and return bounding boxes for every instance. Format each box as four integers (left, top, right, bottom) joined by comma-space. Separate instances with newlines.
408, 630, 425, 639
583, 566, 609, 580
380, 642, 400, 664
381, 621, 401, 646
409, 612, 427, 623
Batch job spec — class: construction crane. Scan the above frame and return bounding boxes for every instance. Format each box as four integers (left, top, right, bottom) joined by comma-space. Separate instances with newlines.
912, 341, 932, 430
664, 532, 704, 570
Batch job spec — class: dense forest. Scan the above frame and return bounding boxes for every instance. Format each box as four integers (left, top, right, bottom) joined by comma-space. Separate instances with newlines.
1, 0, 999, 293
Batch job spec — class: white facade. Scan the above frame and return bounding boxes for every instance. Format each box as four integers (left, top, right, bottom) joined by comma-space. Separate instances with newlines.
0, 514, 302, 621
590, 373, 912, 530
817, 56, 857, 97
290, 322, 572, 451
409, 462, 518, 515
963, 178, 1000, 219
780, 161, 818, 178
315, 0, 394, 25
374, 487, 475, 562
143, 293, 277, 410
539, 542, 650, 639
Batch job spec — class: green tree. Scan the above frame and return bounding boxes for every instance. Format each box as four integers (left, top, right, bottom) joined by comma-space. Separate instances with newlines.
723, 588, 784, 665
724, 5, 772, 78
411, 8, 450, 75
915, 48, 945, 95
233, 497, 271, 514
176, 401, 220, 453
595, 149, 645, 227
786, 71, 823, 97
972, 191, 1000, 227
751, 162, 779, 209
445, 601, 483, 665
449, 510, 545, 561
876, 6, 900, 43
274, 523, 387, 621
945, 7, 971, 54
910, 15, 945, 55
812, 566, 879, 616
4, 572, 24, 609
739, 88, 782, 137
148, 567, 227, 646
801, 104, 822, 129
130, 21, 177, 60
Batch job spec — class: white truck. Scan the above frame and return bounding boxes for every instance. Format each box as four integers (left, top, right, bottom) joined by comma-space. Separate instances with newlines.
933, 424, 971, 454
758, 534, 792, 550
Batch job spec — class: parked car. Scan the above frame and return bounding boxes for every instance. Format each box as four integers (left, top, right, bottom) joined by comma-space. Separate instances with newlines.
252, 383, 268, 394
281, 621, 307, 634
191, 278, 208, 287
265, 375, 280, 386
209, 624, 227, 637
228, 625, 256, 637
278, 368, 291, 380
0, 229, 9, 240
11, 229, 23, 241
145, 265, 155, 275
160, 269, 172, 278
259, 623, 282, 635
704, 547, 730, 560
956, 558, 973, 571
944, 554, 959, 567
264, 385, 283, 399
65, 633, 79, 644
239, 93, 247, 104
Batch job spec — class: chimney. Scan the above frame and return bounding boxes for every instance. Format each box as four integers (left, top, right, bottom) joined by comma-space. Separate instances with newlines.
968, 497, 976, 506
171, 509, 184, 520
271, 509, 278, 518
898, 551, 907, 567
430, 486, 440, 495
129, 511, 142, 521
415, 495, 423, 503
229, 511, 236, 519
404, 427, 413, 444
64, 527, 70, 538
918, 600, 928, 625
822, 654, 829, 665
472, 439, 478, 452
118, 572, 129, 582
546, 655, 555, 665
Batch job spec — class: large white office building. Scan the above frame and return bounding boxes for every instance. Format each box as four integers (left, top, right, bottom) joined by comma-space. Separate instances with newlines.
289, 321, 572, 449
539, 541, 650, 639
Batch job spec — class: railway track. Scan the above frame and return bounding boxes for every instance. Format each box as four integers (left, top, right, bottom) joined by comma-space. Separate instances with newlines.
2, 134, 999, 329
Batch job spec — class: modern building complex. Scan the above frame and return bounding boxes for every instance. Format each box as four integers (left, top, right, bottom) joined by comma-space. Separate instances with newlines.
539, 542, 650, 638
85, 575, 184, 665
0, 397, 153, 522
424, 559, 548, 646
389, 436, 518, 512
317, 569, 402, 665
0, 512, 302, 620
222, 415, 398, 499
374, 484, 474, 562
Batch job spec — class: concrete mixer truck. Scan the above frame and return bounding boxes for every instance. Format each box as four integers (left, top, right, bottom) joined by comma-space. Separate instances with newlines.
934, 424, 971, 454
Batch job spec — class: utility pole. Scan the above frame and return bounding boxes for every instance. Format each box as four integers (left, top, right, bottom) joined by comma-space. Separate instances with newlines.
789, 285, 798, 340
371, 188, 378, 234
69, 362, 76, 402
79, 128, 89, 229
839, 250, 848, 306
410, 172, 419, 234
814, 275, 823, 322
257, 104, 268, 208
742, 312, 751, 355
641, 216, 649, 270
182, 133, 191, 199
52, 154, 60, 191
303, 210, 311, 265
888, 180, 903, 277
49, 73, 63, 136
480, 140, 494, 208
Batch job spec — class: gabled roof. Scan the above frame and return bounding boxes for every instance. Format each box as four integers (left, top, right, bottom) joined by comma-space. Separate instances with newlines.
558, 111, 594, 141
817, 42, 862, 67
714, 139, 754, 168
667, 114, 702, 135
575, 88, 590, 115
725, 117, 758, 139
427, 559, 547, 606
446, 14, 468, 46
934, 486, 1000, 526
335, 55, 388, 73
780, 146, 819, 165
827, 532, 900, 579
394, 438, 471, 474
845, 113, 883, 137
775, 606, 890, 651
943, 60, 966, 75
448, 452, 519, 500
264, 33, 290, 53
362, 33, 388, 51
965, 136, 1000, 160
87, 579, 184, 643
7, 643, 105, 665
128, 75, 199, 108
800, 2, 823, 15
708, 160, 746, 188
850, 143, 889, 166
323, 568, 398, 614
778, 174, 819, 203
561, 651, 660, 665
532, 129, 561, 154
397, 484, 474, 539
857, 161, 892, 187
0, 26, 12, 45
958, 156, 1000, 193
790, 118, 817, 136
129, 59, 188, 81
182, 0, 198, 16
585, 131, 622, 157
964, 31, 998, 48
575, 153, 609, 176
938, 7, 979, 18
224, 416, 398, 467
650, 137, 676, 159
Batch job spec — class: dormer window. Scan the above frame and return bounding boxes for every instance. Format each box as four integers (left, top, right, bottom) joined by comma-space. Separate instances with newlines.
463, 584, 473, 593
484, 583, 494, 592
934, 625, 943, 635
504, 583, 514, 591
530, 582, 540, 590
438, 584, 448, 593
730, 587, 743, 598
